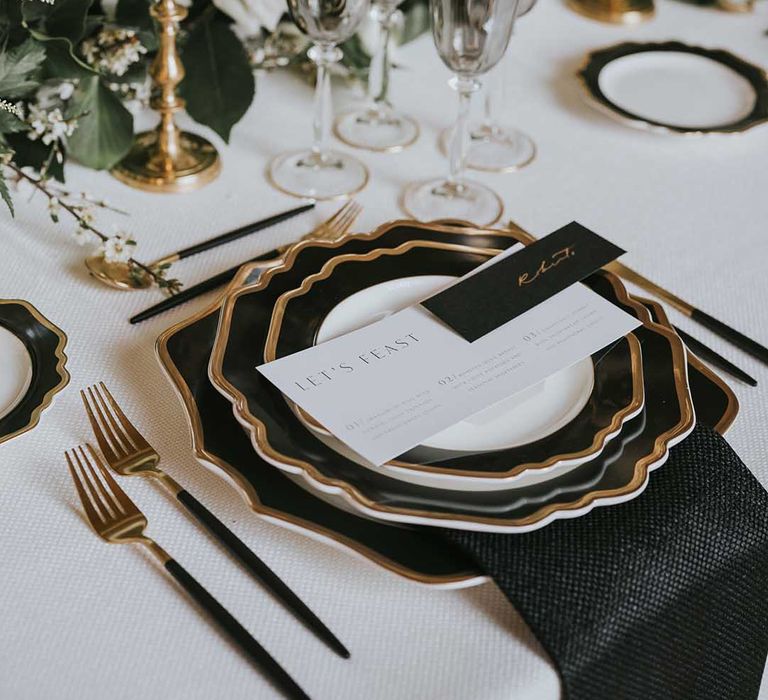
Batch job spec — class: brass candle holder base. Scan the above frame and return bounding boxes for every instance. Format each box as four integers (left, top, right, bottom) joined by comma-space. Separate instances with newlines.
112, 130, 221, 194
566, 0, 654, 23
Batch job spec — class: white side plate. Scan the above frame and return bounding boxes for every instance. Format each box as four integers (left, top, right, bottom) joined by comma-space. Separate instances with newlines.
0, 326, 33, 420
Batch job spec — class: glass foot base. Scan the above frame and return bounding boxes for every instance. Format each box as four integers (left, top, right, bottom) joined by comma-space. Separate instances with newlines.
401, 178, 504, 227
268, 149, 370, 200
334, 108, 420, 152
440, 124, 536, 172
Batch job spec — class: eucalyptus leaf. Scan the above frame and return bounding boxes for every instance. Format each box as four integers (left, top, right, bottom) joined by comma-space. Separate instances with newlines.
22, 0, 95, 43
5, 132, 65, 181
180, 13, 254, 143
399, 0, 430, 45
0, 169, 14, 217
0, 109, 27, 133
0, 39, 46, 98
29, 31, 96, 80
67, 76, 133, 169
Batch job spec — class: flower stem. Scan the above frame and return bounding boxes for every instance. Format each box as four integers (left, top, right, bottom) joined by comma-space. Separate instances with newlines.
5, 164, 175, 291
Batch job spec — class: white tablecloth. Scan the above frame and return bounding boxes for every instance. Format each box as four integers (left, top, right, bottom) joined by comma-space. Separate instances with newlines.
2, 2, 767, 698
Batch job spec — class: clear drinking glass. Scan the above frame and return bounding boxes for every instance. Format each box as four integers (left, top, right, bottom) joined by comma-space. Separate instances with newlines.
402, 0, 518, 226
334, 0, 420, 152
439, 0, 537, 172
268, 0, 371, 200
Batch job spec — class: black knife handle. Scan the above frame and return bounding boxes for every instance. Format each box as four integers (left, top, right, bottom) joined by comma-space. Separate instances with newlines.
690, 308, 768, 366
163, 558, 311, 700
176, 489, 350, 659
176, 204, 315, 260
129, 252, 279, 324
674, 326, 757, 387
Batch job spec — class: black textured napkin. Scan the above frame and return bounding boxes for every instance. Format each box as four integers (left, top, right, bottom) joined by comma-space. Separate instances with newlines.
441, 426, 768, 700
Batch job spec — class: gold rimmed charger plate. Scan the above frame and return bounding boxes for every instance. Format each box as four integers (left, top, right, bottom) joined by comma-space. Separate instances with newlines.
208, 220, 695, 532
0, 299, 69, 446
263, 239, 644, 490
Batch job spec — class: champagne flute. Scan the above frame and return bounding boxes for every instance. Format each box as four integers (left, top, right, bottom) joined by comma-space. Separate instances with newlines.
402, 0, 518, 225
439, 0, 537, 172
334, 0, 420, 152
269, 0, 371, 200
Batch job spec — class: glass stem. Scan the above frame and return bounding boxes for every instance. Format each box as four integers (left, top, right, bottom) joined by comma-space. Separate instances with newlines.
448, 77, 479, 189
309, 43, 340, 158
368, 10, 393, 109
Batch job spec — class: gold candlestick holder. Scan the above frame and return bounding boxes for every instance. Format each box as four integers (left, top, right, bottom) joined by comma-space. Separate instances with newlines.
566, 0, 654, 24
112, 0, 221, 193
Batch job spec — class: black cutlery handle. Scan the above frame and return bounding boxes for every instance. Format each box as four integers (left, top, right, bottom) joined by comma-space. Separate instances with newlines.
176, 489, 350, 659
690, 308, 768, 366
164, 558, 311, 700
176, 204, 315, 260
129, 251, 279, 324
674, 326, 757, 387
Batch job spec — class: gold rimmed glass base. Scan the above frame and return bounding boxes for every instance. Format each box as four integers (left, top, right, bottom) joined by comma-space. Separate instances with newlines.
111, 130, 221, 193
401, 178, 504, 227
566, 0, 654, 23
334, 107, 420, 153
439, 124, 536, 173
268, 149, 370, 201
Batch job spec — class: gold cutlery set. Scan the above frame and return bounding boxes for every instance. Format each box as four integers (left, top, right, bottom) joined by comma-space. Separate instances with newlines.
67, 383, 340, 700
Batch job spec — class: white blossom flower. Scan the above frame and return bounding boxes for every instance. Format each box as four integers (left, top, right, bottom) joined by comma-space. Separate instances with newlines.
100, 234, 136, 264
81, 27, 147, 77
57, 81, 75, 101
47, 197, 60, 218
26, 105, 76, 146
72, 225, 98, 246
212, 0, 287, 37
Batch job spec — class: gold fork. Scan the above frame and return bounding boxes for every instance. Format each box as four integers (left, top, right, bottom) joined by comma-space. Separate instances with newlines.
81, 382, 349, 658
129, 201, 363, 324
65, 444, 310, 700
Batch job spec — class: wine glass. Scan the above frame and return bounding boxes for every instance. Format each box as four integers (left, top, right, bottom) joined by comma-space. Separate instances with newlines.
334, 0, 420, 152
268, 0, 371, 200
402, 0, 518, 226
439, 0, 537, 172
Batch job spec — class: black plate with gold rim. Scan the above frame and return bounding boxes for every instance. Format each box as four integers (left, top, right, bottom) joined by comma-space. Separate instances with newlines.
209, 222, 697, 531
0, 299, 69, 446
266, 240, 643, 484
579, 41, 768, 135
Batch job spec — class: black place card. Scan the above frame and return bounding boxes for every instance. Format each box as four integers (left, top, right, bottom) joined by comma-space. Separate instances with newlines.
421, 222, 626, 342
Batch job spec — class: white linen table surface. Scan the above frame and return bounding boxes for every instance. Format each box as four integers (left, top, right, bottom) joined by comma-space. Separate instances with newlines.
2, 1, 767, 698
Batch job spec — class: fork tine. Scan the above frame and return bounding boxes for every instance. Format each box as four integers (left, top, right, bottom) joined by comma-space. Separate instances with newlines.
80, 388, 120, 463
329, 202, 361, 239
76, 445, 124, 517
86, 444, 141, 517
92, 384, 136, 453
97, 382, 150, 450
86, 385, 132, 459
66, 449, 106, 526
315, 201, 353, 237
69, 447, 113, 522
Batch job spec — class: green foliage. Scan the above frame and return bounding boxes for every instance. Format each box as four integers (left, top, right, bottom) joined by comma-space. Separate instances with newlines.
5, 133, 65, 180
22, 0, 95, 43
0, 165, 13, 216
0, 39, 46, 98
399, 0, 431, 45
180, 12, 255, 143
66, 76, 133, 169
0, 108, 26, 133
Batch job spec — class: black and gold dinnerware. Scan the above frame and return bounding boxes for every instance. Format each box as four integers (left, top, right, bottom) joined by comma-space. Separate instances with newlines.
580, 41, 768, 135
0, 299, 69, 447
208, 221, 696, 532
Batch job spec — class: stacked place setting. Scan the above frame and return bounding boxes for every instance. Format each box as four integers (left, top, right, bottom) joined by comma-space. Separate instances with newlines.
156, 215, 738, 572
